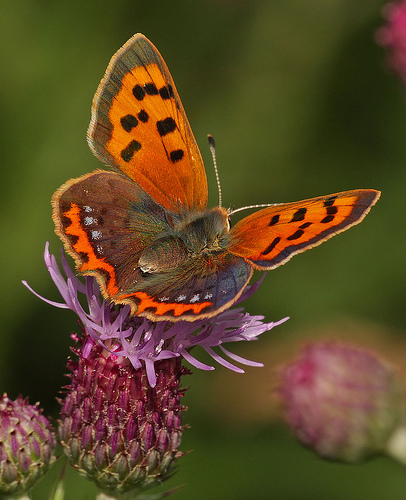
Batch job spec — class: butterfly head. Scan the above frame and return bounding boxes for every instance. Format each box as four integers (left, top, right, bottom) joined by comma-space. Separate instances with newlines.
175, 207, 230, 256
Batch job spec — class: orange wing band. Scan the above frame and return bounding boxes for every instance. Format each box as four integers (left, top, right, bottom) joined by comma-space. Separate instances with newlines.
118, 291, 212, 317
63, 203, 120, 297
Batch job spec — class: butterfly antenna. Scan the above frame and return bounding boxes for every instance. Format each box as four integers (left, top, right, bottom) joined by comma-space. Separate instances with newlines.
229, 202, 282, 216
208, 135, 222, 208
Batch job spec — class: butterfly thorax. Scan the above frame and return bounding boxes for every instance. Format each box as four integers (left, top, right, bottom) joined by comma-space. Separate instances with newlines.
138, 207, 230, 276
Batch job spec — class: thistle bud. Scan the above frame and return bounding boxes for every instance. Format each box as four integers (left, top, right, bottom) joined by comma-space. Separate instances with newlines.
59, 334, 188, 496
278, 342, 405, 463
0, 394, 56, 496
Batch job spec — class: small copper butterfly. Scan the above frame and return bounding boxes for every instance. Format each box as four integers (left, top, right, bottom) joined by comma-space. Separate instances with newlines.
52, 34, 380, 322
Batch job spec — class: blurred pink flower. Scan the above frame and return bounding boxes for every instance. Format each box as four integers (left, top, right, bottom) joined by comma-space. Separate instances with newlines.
376, 1, 406, 84
278, 342, 405, 463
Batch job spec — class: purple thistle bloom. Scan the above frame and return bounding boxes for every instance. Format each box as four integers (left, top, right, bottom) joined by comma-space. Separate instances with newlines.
23, 243, 288, 495
58, 335, 188, 495
23, 243, 288, 388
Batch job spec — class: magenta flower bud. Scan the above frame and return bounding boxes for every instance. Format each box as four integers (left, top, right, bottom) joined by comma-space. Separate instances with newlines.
0, 394, 56, 496
376, 1, 406, 84
59, 333, 187, 496
278, 342, 404, 463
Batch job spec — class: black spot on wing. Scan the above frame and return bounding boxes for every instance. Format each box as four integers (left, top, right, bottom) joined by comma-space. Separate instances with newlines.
263, 237, 281, 255
132, 85, 145, 101
326, 206, 338, 215
159, 85, 174, 100
144, 83, 158, 95
324, 195, 337, 207
120, 114, 138, 132
287, 229, 304, 240
157, 117, 176, 136
290, 208, 307, 222
269, 214, 279, 226
170, 149, 184, 163
137, 110, 149, 122
121, 140, 141, 162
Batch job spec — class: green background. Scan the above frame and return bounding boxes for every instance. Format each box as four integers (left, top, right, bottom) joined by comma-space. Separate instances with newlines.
2, 0, 406, 498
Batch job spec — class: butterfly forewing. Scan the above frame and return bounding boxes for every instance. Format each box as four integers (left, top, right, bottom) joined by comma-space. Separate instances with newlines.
87, 33, 208, 214
229, 189, 380, 269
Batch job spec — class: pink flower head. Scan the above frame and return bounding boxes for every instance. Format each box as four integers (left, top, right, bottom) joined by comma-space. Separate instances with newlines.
278, 342, 404, 463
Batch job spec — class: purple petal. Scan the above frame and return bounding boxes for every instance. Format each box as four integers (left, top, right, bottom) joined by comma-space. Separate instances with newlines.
21, 280, 70, 309
219, 345, 264, 367
179, 349, 215, 371
203, 347, 245, 373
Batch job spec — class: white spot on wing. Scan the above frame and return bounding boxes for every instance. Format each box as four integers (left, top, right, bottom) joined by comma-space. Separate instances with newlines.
190, 294, 200, 303
91, 230, 102, 240
84, 216, 96, 225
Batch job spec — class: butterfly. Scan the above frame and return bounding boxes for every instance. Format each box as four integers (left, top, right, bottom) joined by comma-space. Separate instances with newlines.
52, 34, 380, 322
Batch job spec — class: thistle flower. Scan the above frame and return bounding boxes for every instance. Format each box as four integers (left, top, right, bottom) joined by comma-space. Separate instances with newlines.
59, 333, 187, 496
278, 342, 405, 463
23, 243, 288, 388
23, 244, 287, 495
376, 0, 406, 84
0, 394, 56, 497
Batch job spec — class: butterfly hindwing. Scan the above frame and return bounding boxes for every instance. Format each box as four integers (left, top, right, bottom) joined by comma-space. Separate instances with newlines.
119, 254, 253, 321
229, 189, 380, 269
52, 170, 172, 300
87, 33, 208, 214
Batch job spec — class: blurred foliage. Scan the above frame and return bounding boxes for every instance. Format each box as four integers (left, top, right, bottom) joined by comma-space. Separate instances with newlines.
2, 0, 406, 498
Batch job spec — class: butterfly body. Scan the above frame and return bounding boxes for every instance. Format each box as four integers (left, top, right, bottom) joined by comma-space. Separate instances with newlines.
52, 34, 380, 321
137, 207, 232, 281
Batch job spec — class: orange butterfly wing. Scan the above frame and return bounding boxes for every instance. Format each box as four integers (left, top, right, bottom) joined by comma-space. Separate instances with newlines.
87, 33, 208, 213
229, 189, 380, 269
